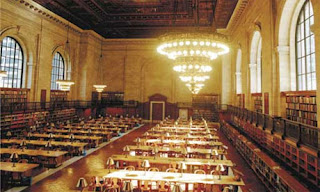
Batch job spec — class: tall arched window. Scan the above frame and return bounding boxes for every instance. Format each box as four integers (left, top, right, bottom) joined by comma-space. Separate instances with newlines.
51, 52, 65, 90
296, 0, 316, 90
0, 36, 24, 88
250, 31, 262, 93
236, 49, 242, 94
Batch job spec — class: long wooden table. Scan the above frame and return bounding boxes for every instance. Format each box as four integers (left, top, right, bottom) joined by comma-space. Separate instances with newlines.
147, 130, 216, 135
134, 139, 223, 149
0, 148, 67, 167
153, 126, 217, 131
104, 170, 244, 191
63, 126, 121, 136
125, 145, 226, 159
111, 155, 233, 173
31, 133, 103, 146
142, 133, 219, 141
47, 129, 112, 141
0, 162, 39, 173
1, 139, 88, 153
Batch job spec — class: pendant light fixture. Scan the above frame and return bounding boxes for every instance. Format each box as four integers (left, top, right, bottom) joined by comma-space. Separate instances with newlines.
93, 37, 107, 93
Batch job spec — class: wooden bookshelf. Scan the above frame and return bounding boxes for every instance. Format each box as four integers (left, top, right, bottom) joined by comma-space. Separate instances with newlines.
48, 108, 77, 123
221, 122, 311, 192
0, 88, 29, 112
282, 91, 317, 127
252, 93, 263, 113
237, 94, 245, 108
50, 90, 68, 102
192, 94, 220, 105
101, 91, 124, 105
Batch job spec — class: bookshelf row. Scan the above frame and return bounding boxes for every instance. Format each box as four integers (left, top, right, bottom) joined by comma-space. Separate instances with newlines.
286, 103, 317, 111
220, 121, 310, 192
271, 136, 319, 185
0, 109, 77, 133
286, 109, 317, 120
0, 88, 29, 107
286, 96, 316, 104
228, 114, 320, 188
252, 95, 262, 113
284, 92, 317, 127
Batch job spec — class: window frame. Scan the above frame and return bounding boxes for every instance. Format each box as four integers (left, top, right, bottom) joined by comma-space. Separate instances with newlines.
295, 0, 316, 91
50, 52, 66, 90
0, 36, 24, 88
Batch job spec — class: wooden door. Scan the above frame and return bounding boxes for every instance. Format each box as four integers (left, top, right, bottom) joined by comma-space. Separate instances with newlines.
152, 103, 163, 121
40, 89, 46, 109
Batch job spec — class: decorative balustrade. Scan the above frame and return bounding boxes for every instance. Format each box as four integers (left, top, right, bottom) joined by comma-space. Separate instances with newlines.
225, 105, 319, 150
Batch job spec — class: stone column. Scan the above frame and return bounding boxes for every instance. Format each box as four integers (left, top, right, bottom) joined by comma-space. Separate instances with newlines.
222, 54, 232, 105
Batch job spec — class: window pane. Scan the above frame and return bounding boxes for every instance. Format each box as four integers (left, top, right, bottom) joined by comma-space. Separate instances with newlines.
51, 52, 65, 90
306, 55, 311, 73
311, 54, 316, 72
311, 73, 316, 90
0, 36, 24, 88
297, 59, 301, 74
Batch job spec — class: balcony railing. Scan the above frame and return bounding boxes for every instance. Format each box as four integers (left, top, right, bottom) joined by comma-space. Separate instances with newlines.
226, 105, 320, 150
0, 100, 140, 115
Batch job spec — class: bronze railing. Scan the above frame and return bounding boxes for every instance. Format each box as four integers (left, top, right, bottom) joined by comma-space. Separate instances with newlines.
226, 105, 319, 150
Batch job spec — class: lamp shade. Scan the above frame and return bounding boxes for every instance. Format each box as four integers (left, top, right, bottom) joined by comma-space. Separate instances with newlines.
216, 164, 225, 172
56, 80, 74, 91
20, 140, 27, 146
88, 129, 92, 133
45, 141, 52, 148
93, 85, 107, 93
166, 132, 170, 137
10, 153, 19, 160
209, 134, 213, 139
141, 160, 150, 168
106, 157, 115, 166
179, 162, 187, 170
6, 131, 12, 137
123, 145, 130, 152
76, 177, 88, 188
68, 128, 72, 133
212, 149, 218, 156
187, 133, 191, 138
136, 137, 141, 143
145, 132, 149, 136
49, 133, 54, 138
156, 124, 160, 128
69, 134, 75, 139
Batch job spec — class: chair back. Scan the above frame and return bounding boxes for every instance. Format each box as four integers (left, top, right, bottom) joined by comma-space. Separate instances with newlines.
194, 169, 206, 174
166, 168, 178, 173
124, 166, 135, 170
148, 167, 159, 172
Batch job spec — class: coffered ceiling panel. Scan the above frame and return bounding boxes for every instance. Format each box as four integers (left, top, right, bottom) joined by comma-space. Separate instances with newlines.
32, 0, 238, 38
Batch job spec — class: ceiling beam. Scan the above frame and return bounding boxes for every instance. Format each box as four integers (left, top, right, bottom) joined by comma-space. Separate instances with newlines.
73, 0, 104, 22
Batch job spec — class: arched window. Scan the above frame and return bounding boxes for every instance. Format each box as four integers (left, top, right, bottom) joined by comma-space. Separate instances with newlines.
296, 0, 316, 90
51, 52, 65, 90
250, 31, 262, 93
0, 36, 24, 88
236, 49, 242, 94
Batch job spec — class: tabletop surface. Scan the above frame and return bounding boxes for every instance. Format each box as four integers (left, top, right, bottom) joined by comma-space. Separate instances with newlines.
0, 162, 39, 173
104, 170, 244, 185
1, 139, 88, 148
0, 148, 68, 157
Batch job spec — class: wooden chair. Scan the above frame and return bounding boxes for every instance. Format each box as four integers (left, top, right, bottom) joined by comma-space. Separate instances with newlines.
124, 166, 135, 170
166, 168, 178, 173
148, 167, 159, 172
193, 170, 206, 192
18, 159, 28, 163
140, 180, 151, 192
157, 181, 168, 192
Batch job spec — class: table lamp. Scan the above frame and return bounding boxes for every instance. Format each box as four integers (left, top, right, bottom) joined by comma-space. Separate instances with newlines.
136, 137, 141, 147
166, 132, 170, 137
49, 133, 54, 140
27, 132, 32, 141
6, 131, 12, 140
208, 134, 213, 139
70, 134, 75, 143
10, 153, 19, 167
156, 124, 160, 128
46, 141, 52, 153
68, 128, 72, 133
216, 164, 225, 180
181, 148, 188, 160
141, 160, 150, 175
123, 145, 130, 157
206, 129, 210, 134
152, 147, 159, 159
106, 157, 115, 173
20, 140, 27, 151
88, 129, 92, 134
145, 132, 149, 136
179, 162, 187, 177
76, 177, 88, 192
211, 149, 219, 162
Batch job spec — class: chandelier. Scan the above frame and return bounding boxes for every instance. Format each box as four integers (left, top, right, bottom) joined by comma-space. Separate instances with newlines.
157, 32, 229, 94
93, 85, 107, 93
56, 80, 74, 91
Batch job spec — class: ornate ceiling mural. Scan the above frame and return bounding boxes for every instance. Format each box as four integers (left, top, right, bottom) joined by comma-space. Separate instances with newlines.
32, 0, 238, 38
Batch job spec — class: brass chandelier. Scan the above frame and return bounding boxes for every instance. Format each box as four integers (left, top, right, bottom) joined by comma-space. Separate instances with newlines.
157, 32, 229, 94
